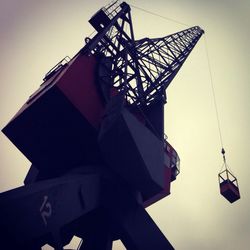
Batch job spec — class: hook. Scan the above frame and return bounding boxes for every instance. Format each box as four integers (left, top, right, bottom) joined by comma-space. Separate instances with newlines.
221, 148, 227, 168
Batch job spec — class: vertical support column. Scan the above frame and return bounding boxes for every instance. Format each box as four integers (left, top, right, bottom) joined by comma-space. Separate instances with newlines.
102, 180, 174, 250
113, 204, 174, 250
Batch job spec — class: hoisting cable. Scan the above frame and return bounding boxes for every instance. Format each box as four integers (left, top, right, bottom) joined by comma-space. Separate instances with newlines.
203, 35, 233, 174
130, 4, 190, 28
204, 35, 224, 149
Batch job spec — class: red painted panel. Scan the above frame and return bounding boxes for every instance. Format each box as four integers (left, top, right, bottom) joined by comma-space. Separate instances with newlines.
220, 181, 239, 196
220, 181, 240, 203
57, 54, 104, 128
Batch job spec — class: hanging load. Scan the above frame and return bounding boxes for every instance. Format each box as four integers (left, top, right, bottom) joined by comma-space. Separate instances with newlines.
218, 148, 240, 203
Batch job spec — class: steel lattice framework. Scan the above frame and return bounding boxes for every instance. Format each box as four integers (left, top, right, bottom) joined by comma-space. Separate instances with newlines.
85, 1, 204, 107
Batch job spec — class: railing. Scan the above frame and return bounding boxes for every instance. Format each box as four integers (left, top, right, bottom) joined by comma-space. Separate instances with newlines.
218, 169, 239, 188
43, 56, 71, 81
164, 137, 180, 181
102, 0, 122, 20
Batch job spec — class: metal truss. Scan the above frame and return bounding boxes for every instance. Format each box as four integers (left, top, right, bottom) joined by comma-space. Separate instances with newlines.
86, 1, 204, 107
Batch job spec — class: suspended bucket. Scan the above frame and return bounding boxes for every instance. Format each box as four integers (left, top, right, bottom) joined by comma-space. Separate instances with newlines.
218, 169, 240, 203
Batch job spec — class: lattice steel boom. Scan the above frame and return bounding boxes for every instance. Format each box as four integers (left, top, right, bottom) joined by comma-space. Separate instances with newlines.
87, 2, 204, 107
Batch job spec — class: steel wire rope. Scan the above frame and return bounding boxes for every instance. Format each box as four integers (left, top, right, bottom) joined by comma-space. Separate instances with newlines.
203, 35, 236, 175
130, 4, 191, 28
204, 35, 224, 149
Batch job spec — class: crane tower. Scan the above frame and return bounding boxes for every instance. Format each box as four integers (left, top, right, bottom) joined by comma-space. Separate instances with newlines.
0, 1, 204, 249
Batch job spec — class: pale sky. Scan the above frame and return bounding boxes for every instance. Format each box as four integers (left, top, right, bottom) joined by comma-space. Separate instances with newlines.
0, 0, 249, 249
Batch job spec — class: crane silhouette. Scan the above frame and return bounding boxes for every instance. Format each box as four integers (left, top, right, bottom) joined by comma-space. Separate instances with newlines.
0, 1, 204, 249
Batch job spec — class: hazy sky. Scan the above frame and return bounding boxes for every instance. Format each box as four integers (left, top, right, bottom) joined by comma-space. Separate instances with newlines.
0, 0, 249, 249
